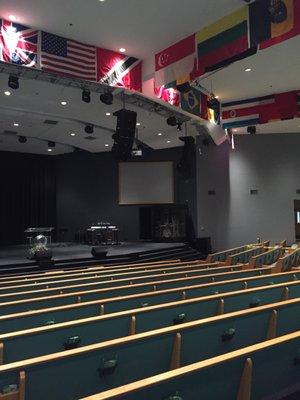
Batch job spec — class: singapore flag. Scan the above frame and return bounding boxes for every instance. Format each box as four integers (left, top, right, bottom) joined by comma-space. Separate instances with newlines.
155, 34, 196, 88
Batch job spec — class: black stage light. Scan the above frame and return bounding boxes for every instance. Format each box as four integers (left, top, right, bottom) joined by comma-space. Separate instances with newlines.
207, 97, 220, 112
100, 92, 113, 105
85, 124, 94, 134
247, 126, 256, 135
167, 116, 178, 126
82, 89, 91, 103
177, 122, 183, 131
18, 136, 27, 143
8, 75, 19, 90
48, 141, 56, 147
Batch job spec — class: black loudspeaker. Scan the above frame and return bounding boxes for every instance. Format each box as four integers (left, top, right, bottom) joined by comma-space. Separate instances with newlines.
177, 136, 195, 179
112, 109, 137, 161
91, 247, 108, 259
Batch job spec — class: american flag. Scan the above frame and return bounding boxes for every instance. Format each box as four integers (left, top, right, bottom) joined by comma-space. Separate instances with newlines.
0, 19, 38, 67
41, 31, 97, 81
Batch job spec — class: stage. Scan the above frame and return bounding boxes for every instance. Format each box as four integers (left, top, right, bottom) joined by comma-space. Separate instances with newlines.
0, 241, 200, 275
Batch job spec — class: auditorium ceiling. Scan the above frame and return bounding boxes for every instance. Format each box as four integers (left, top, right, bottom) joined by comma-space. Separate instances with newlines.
0, 0, 299, 154
0, 72, 192, 155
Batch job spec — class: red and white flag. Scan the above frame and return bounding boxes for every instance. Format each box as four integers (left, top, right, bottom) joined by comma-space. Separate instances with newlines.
155, 34, 196, 88
97, 48, 142, 92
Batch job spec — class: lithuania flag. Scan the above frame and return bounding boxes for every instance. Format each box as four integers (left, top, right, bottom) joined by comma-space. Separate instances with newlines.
195, 6, 251, 76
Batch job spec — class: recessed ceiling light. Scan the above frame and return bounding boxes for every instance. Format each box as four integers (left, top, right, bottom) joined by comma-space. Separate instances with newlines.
99, 0, 106, 2
47, 148, 52, 152
13, 122, 19, 127
245, 68, 252, 72
136, 122, 141, 126
106, 112, 111, 116
61, 100, 67, 106
158, 133, 162, 136
70, 133, 76, 136
167, 140, 171, 143
4, 91, 11, 96
9, 15, 17, 21
119, 48, 126, 53
105, 144, 109, 147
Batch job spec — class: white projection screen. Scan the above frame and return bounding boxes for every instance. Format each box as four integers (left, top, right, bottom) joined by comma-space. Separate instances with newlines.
119, 162, 174, 205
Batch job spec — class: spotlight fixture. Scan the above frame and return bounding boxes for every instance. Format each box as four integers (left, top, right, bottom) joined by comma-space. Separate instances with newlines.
18, 136, 27, 143
48, 141, 56, 148
166, 116, 178, 126
70, 133, 76, 136
60, 100, 67, 106
100, 92, 113, 105
119, 48, 126, 53
13, 122, 19, 127
82, 89, 91, 103
158, 132, 162, 136
47, 148, 52, 152
136, 122, 141, 126
85, 124, 94, 134
4, 91, 11, 96
247, 126, 257, 135
245, 68, 252, 72
106, 112, 111, 116
177, 122, 183, 131
8, 75, 19, 90
105, 144, 109, 147
207, 97, 220, 111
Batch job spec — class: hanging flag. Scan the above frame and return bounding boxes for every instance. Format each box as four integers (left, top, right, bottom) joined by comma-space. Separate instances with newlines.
195, 6, 252, 77
249, 0, 300, 49
221, 95, 275, 129
154, 86, 180, 106
97, 48, 142, 92
41, 31, 97, 81
222, 90, 299, 128
154, 34, 195, 88
0, 19, 38, 67
180, 87, 202, 117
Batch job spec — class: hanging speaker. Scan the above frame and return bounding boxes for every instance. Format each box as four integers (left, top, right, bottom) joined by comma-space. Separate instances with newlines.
112, 109, 137, 161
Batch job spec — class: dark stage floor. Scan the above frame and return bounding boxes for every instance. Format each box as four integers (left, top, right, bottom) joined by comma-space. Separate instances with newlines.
0, 242, 186, 267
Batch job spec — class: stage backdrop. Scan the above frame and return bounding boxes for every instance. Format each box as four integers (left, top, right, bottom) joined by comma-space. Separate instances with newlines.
118, 161, 174, 205
0, 152, 56, 245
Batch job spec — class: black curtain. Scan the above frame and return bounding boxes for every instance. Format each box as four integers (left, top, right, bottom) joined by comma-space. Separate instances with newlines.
0, 151, 56, 245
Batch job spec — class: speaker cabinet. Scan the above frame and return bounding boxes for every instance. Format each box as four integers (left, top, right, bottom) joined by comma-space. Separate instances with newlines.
91, 247, 108, 259
112, 109, 137, 161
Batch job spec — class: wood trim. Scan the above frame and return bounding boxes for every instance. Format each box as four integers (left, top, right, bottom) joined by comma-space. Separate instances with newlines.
0, 264, 234, 300
2, 295, 300, 372
282, 287, 289, 301
236, 358, 252, 400
18, 371, 25, 400
2, 281, 300, 343
169, 333, 181, 370
128, 316, 136, 336
266, 310, 277, 340
0, 259, 186, 285
80, 331, 300, 400
216, 299, 225, 315
0, 266, 295, 312
0, 342, 3, 365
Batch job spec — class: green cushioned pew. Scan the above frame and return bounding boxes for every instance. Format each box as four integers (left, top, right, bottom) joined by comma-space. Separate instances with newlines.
0, 266, 292, 317
249, 246, 285, 268
0, 297, 300, 399
277, 247, 300, 272
0, 259, 198, 286
0, 262, 224, 295
206, 241, 270, 263
0, 266, 278, 315
225, 246, 265, 265
84, 330, 300, 400
1, 279, 300, 364
0, 268, 299, 334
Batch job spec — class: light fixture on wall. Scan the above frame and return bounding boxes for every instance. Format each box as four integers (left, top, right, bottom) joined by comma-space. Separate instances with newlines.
82, 89, 91, 103
8, 75, 19, 90
100, 92, 113, 105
